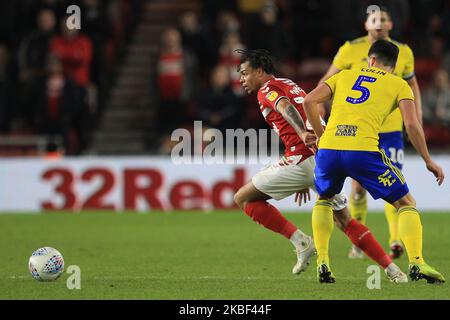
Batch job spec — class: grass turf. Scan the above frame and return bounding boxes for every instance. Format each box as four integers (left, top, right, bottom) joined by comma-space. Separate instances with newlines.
0, 211, 449, 300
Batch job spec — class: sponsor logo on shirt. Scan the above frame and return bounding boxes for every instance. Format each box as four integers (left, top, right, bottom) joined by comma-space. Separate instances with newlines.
335, 125, 358, 137
266, 91, 278, 102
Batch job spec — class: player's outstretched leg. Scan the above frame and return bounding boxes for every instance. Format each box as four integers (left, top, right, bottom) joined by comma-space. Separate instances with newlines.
348, 180, 367, 259
343, 219, 407, 283
384, 202, 404, 259
333, 205, 407, 283
312, 199, 335, 283
235, 182, 316, 275
393, 194, 445, 284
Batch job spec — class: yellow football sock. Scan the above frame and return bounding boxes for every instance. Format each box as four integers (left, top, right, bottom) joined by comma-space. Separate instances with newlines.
350, 193, 367, 225
312, 200, 334, 265
385, 202, 399, 245
398, 206, 424, 264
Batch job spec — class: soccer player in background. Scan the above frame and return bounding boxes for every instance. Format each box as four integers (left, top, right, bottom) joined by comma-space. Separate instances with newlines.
318, 5, 422, 259
234, 49, 407, 283
303, 40, 445, 284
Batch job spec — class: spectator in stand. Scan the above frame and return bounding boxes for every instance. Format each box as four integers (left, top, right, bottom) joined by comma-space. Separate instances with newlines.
198, 64, 242, 132
438, 3, 450, 49
17, 9, 57, 129
213, 9, 241, 57
50, 19, 93, 89
443, 51, 450, 78
423, 69, 450, 127
218, 31, 245, 97
246, 1, 292, 62
50, 20, 93, 152
236, 0, 266, 25
43, 137, 65, 159
216, 9, 241, 36
203, 0, 238, 25
179, 11, 213, 77
23, 54, 82, 154
29, 0, 69, 22
81, 0, 111, 89
0, 44, 17, 133
0, 2, 19, 47
18, 9, 56, 84
156, 27, 198, 134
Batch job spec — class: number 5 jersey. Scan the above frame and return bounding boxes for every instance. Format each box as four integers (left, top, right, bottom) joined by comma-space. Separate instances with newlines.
320, 67, 414, 152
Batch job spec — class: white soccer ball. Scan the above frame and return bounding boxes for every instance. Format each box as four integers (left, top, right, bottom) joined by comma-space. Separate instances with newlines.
28, 247, 65, 281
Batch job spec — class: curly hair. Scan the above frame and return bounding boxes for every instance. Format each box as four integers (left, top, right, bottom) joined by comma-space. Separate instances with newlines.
235, 48, 276, 75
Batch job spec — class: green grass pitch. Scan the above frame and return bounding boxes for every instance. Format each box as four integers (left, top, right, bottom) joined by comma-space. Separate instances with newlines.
0, 211, 449, 300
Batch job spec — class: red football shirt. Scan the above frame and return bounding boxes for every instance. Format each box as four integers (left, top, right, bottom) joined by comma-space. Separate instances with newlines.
257, 76, 323, 158
157, 52, 184, 100
50, 35, 93, 87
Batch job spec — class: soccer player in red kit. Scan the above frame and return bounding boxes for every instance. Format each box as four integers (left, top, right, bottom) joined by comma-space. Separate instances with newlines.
233, 49, 407, 283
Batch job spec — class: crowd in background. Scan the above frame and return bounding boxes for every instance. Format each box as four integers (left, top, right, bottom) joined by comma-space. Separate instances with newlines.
1, 0, 450, 156
0, 0, 140, 155
156, 0, 450, 153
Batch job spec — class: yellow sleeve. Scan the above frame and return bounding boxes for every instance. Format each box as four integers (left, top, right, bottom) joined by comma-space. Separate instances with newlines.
402, 45, 415, 80
332, 42, 351, 70
397, 80, 415, 104
324, 72, 339, 94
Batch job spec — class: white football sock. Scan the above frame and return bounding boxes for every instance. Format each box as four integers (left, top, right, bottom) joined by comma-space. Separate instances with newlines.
385, 263, 400, 273
289, 229, 310, 249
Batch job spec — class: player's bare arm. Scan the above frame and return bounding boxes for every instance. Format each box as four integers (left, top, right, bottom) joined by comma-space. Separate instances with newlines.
316, 65, 340, 116
407, 76, 423, 125
318, 64, 340, 84
303, 83, 333, 138
399, 99, 444, 185
276, 98, 316, 148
